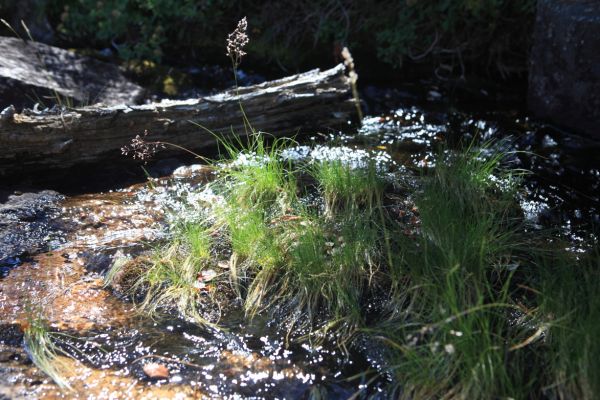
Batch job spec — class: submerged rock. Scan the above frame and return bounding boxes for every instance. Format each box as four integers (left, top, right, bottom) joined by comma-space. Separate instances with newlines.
0, 324, 23, 346
0, 190, 64, 274
143, 362, 171, 380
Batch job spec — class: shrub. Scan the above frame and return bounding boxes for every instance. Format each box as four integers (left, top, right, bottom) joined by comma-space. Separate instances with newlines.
46, 0, 535, 77
50, 0, 232, 62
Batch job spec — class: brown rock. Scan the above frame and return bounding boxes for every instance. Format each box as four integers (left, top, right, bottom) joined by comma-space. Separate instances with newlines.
143, 362, 170, 380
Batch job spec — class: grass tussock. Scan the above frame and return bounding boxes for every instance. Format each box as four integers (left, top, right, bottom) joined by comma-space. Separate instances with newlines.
538, 245, 600, 400
310, 158, 385, 216
112, 131, 600, 398
23, 314, 72, 390
209, 134, 389, 335
106, 222, 224, 327
217, 134, 298, 208
379, 148, 536, 399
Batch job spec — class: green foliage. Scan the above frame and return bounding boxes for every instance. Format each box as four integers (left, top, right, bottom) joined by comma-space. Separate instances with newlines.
539, 245, 600, 399
112, 128, 600, 397
379, 146, 535, 399
23, 314, 71, 389
106, 222, 217, 326
283, 211, 380, 332
45, 0, 535, 76
411, 147, 520, 279
51, 0, 231, 61
218, 135, 297, 208
203, 133, 390, 334
310, 159, 385, 216
374, 0, 536, 76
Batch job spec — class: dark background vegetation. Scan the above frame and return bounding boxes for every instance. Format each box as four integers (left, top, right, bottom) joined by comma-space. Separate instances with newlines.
0, 0, 536, 84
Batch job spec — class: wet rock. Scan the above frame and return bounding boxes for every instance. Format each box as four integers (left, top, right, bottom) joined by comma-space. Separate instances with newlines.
0, 258, 20, 279
81, 251, 115, 275
143, 362, 170, 380
172, 164, 212, 179
0, 37, 144, 110
148, 158, 184, 177
1, 353, 199, 399
0, 190, 64, 274
0, 324, 23, 346
0, 350, 17, 363
0, 190, 62, 222
528, 0, 600, 139
0, 176, 180, 331
0, 252, 135, 332
0, 106, 15, 124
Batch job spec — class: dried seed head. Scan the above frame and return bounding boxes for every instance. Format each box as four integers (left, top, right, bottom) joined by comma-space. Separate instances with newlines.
121, 130, 165, 162
341, 47, 354, 69
226, 17, 249, 68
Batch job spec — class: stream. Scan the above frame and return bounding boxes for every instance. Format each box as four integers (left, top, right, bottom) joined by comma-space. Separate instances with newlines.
1, 91, 599, 399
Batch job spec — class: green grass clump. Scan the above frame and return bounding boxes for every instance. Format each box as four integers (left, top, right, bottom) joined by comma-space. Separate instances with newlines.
379, 147, 535, 399
212, 135, 296, 313
23, 315, 72, 390
227, 208, 285, 312
206, 135, 392, 335
310, 159, 385, 216
113, 127, 600, 398
107, 223, 218, 326
538, 245, 600, 399
410, 147, 520, 280
217, 134, 297, 208
280, 210, 381, 333
113, 124, 600, 398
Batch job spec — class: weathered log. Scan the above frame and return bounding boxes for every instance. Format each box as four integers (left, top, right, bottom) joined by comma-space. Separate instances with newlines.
0, 64, 356, 177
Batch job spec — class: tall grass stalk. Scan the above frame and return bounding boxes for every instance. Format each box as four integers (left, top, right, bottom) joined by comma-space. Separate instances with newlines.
23, 315, 72, 390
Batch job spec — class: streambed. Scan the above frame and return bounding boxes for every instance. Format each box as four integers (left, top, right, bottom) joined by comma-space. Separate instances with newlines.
1, 101, 598, 399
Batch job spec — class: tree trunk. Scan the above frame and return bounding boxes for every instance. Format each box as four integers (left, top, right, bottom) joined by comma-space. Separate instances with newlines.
528, 0, 600, 139
0, 64, 357, 177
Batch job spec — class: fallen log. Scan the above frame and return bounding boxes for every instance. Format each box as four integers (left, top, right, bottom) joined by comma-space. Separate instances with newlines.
0, 64, 356, 177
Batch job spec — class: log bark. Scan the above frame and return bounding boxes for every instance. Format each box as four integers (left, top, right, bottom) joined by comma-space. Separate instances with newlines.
0, 64, 356, 177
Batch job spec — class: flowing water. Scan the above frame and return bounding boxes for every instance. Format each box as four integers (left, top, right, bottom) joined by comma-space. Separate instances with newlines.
1, 94, 599, 399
